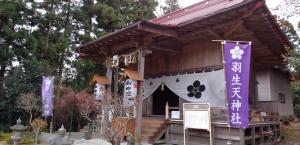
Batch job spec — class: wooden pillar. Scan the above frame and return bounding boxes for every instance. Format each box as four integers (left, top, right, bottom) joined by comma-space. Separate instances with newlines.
113, 67, 119, 97
135, 45, 145, 143
105, 59, 112, 99
251, 127, 255, 145
240, 128, 245, 145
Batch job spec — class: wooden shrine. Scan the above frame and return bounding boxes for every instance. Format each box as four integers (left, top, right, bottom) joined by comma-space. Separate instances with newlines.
77, 0, 294, 144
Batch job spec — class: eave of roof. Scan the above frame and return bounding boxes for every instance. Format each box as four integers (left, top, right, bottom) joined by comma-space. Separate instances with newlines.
151, 0, 247, 25
77, 20, 177, 53
77, 0, 293, 58
78, 21, 140, 53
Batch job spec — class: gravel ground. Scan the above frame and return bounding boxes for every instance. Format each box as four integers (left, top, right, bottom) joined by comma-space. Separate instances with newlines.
72, 139, 111, 145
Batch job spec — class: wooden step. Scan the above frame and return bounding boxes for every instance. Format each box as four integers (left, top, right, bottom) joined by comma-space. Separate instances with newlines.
141, 118, 168, 144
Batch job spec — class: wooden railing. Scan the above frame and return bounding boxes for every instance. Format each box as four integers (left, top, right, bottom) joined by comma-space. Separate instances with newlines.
250, 110, 280, 123
165, 103, 280, 123
165, 102, 181, 121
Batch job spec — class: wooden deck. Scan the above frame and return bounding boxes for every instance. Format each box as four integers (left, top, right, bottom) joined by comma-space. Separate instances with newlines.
152, 107, 282, 145
165, 121, 280, 145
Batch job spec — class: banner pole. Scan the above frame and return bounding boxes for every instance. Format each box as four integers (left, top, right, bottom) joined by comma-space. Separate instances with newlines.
212, 40, 251, 44
219, 41, 232, 144
215, 40, 252, 144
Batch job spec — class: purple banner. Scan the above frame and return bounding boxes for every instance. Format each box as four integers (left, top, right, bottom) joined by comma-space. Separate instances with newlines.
224, 42, 251, 128
42, 76, 54, 116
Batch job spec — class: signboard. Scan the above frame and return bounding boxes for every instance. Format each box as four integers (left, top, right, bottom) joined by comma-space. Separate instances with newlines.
42, 76, 54, 117
184, 111, 209, 130
171, 111, 180, 119
124, 79, 138, 106
94, 83, 105, 100
183, 103, 212, 145
224, 42, 251, 128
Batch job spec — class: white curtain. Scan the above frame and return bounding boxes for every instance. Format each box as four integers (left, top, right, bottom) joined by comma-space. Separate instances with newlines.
141, 69, 226, 107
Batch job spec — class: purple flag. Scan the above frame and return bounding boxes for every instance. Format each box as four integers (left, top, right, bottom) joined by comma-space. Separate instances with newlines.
42, 76, 54, 116
224, 42, 251, 128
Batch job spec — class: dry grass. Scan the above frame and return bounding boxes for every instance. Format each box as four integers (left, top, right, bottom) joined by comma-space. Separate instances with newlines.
280, 121, 300, 145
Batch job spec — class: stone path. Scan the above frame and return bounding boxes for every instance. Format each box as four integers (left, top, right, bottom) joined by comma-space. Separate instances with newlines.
42, 133, 152, 145
0, 141, 6, 145
73, 139, 111, 145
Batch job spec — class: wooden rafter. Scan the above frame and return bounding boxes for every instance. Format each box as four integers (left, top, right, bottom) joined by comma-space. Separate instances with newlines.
253, 45, 268, 50
207, 28, 223, 39
137, 24, 178, 37
229, 31, 254, 39
223, 1, 264, 38
97, 47, 108, 57
179, 18, 248, 41
148, 44, 181, 53
111, 40, 137, 52
223, 20, 244, 38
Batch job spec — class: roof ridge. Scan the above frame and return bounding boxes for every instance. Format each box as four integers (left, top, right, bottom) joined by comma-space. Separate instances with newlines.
150, 0, 228, 24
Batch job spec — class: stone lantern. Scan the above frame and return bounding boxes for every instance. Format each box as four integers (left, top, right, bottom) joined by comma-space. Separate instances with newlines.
48, 125, 73, 145
10, 118, 27, 145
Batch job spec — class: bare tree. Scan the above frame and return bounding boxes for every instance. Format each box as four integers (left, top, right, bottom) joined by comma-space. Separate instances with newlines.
61, 86, 133, 145
31, 118, 47, 145
98, 96, 132, 145
75, 89, 98, 123
16, 92, 41, 126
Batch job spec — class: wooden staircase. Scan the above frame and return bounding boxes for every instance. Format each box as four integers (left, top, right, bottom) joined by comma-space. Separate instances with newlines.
141, 118, 169, 144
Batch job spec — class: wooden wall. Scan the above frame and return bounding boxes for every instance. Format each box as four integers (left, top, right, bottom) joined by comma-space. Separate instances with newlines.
256, 68, 294, 116
269, 70, 294, 116
145, 41, 222, 76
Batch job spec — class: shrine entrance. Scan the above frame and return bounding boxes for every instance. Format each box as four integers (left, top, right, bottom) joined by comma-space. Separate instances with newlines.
152, 85, 179, 115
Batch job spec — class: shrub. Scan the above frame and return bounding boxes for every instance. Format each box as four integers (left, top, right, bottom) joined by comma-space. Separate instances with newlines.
19, 133, 34, 145
0, 133, 11, 141
294, 104, 300, 117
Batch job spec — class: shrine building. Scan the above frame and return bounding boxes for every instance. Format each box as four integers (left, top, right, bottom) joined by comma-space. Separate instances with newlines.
77, 0, 294, 144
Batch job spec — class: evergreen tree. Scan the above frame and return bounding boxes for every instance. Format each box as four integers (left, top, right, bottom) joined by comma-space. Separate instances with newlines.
161, 0, 180, 14
0, 0, 28, 100
0, 0, 158, 131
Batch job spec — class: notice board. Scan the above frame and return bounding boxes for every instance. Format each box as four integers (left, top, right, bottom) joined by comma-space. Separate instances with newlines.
184, 110, 209, 130
183, 103, 212, 145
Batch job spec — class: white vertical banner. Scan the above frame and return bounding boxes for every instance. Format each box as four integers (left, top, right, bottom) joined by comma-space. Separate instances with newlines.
124, 79, 138, 106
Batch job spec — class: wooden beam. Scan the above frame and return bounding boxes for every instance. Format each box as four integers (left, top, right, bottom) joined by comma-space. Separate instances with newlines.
179, 19, 243, 41
149, 44, 180, 53
223, 2, 264, 38
137, 24, 178, 37
111, 40, 136, 52
97, 47, 108, 57
253, 45, 268, 50
223, 20, 244, 38
207, 28, 223, 39
229, 31, 254, 39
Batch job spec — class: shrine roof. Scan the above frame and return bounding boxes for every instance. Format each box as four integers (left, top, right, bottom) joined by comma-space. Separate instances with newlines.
77, 0, 293, 62
91, 75, 111, 85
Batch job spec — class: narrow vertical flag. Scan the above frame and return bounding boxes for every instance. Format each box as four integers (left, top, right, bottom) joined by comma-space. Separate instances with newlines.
42, 76, 54, 117
224, 42, 251, 128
